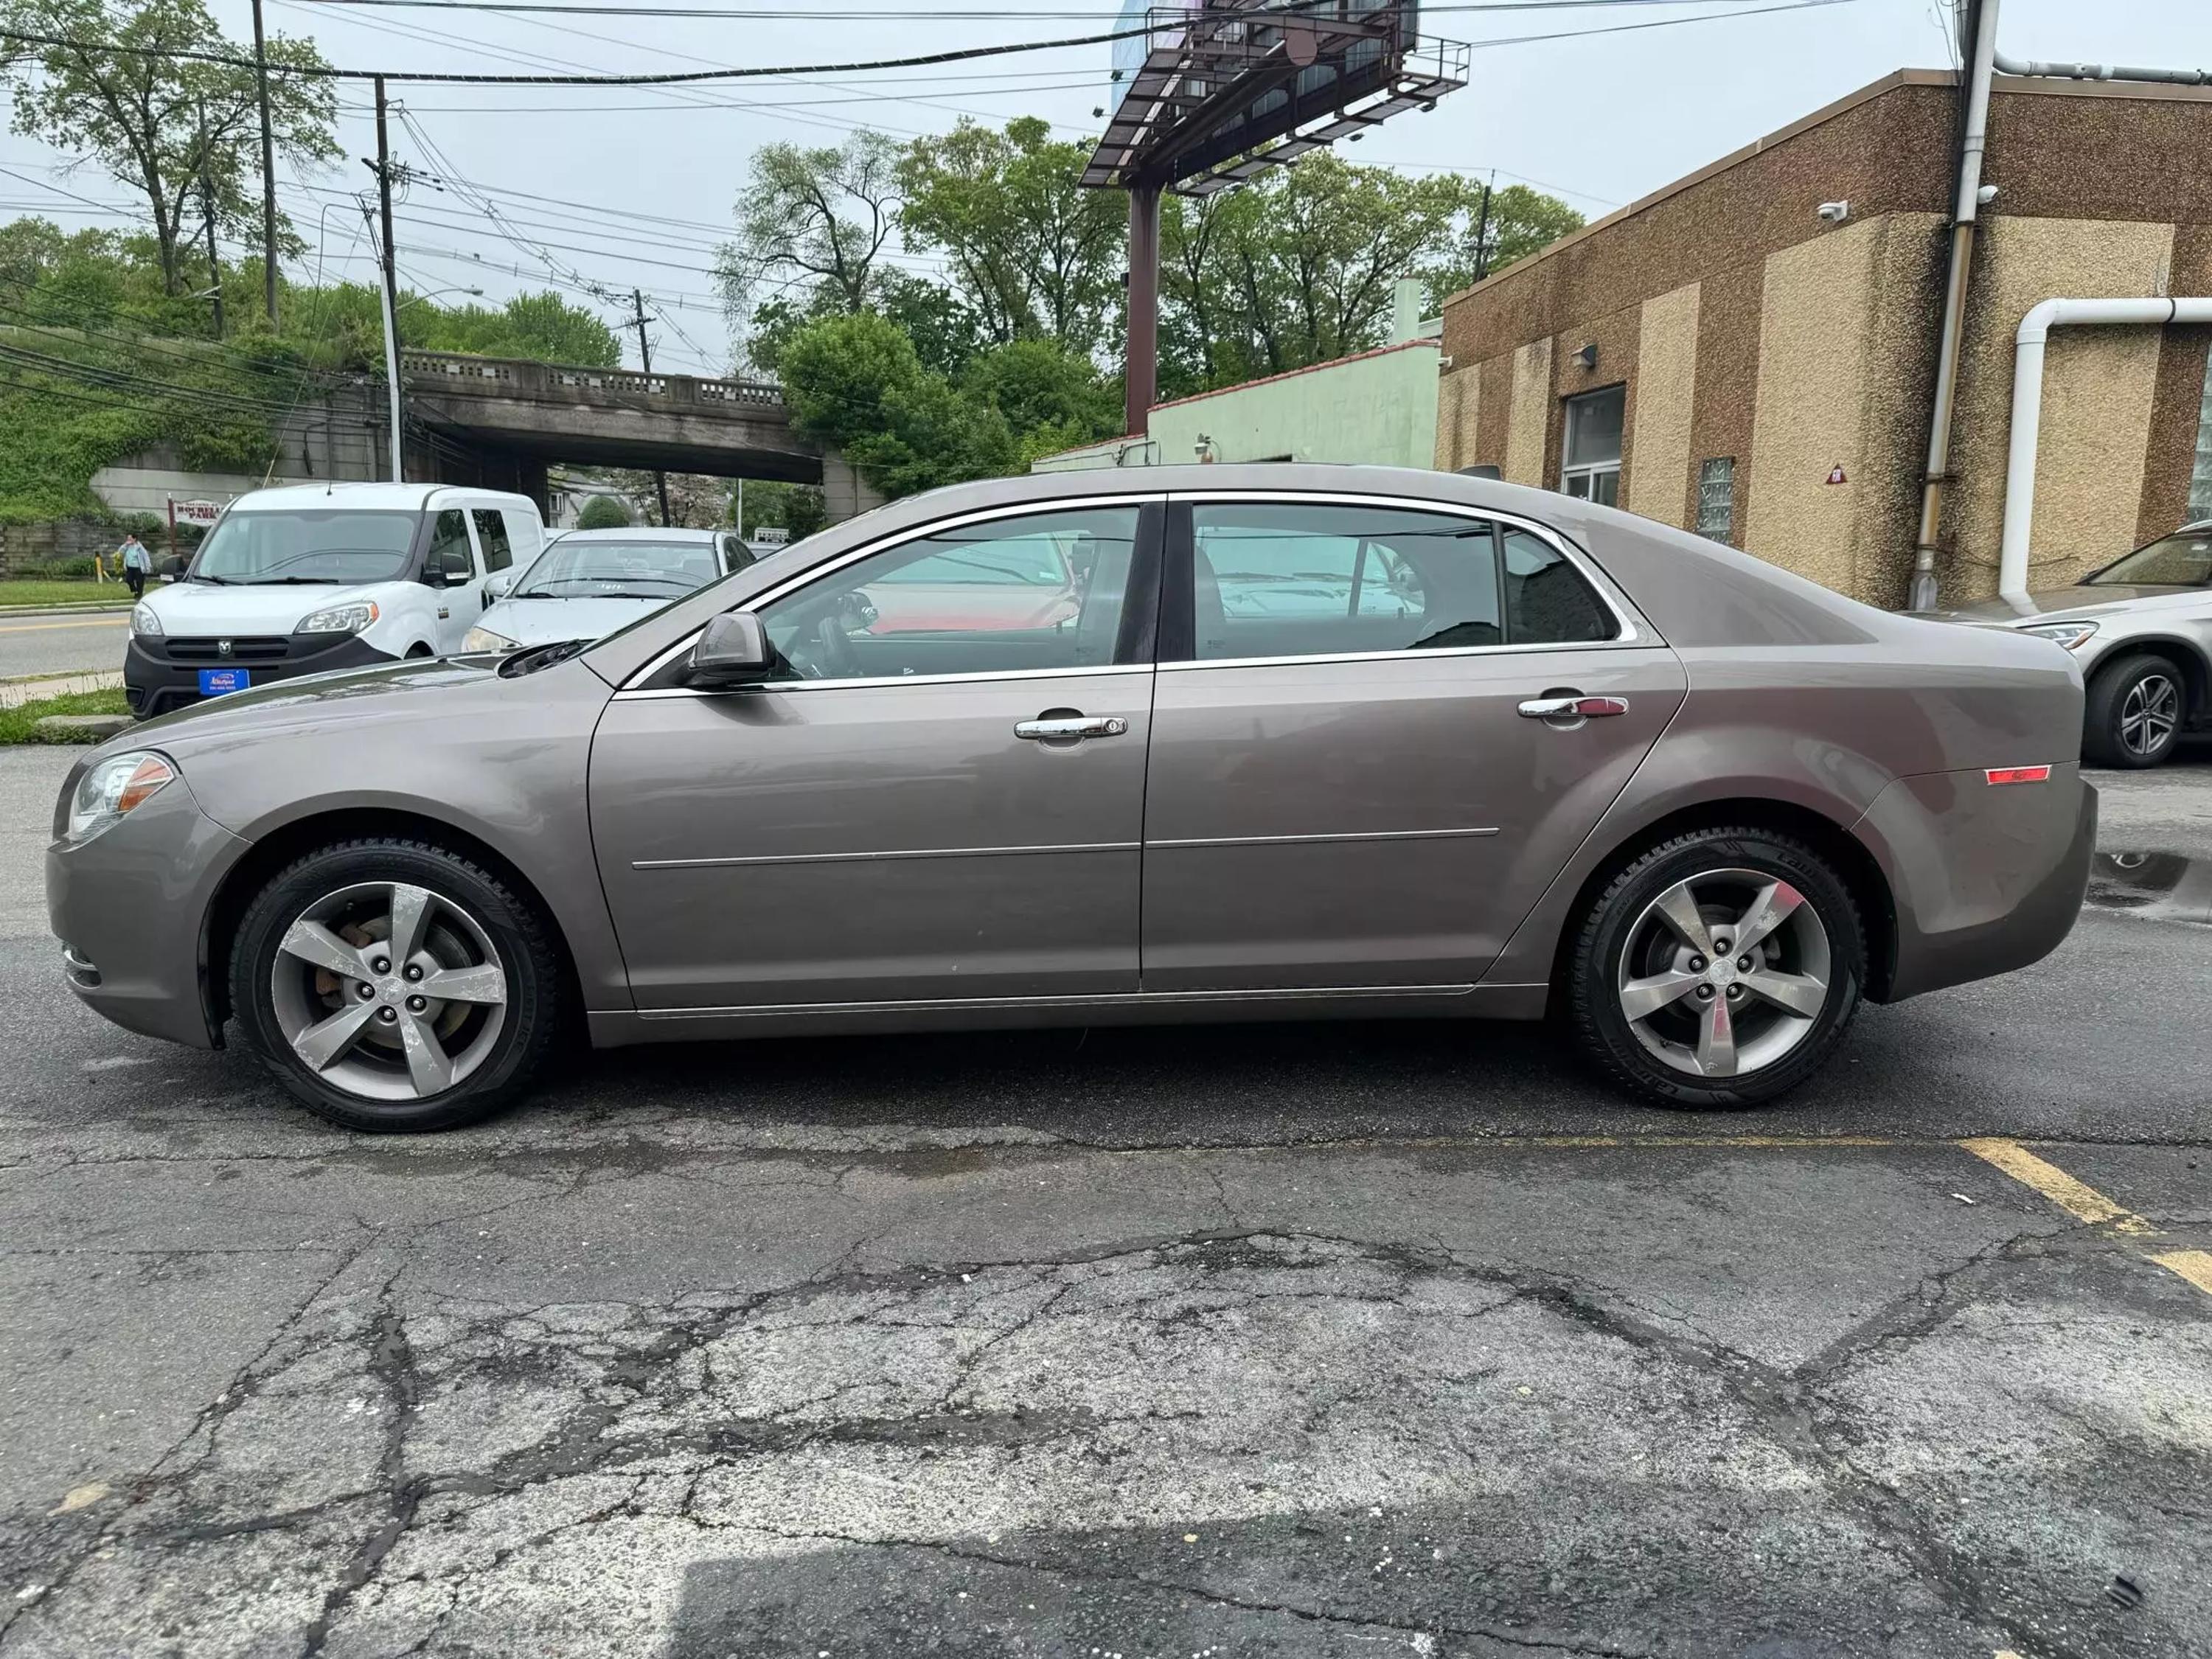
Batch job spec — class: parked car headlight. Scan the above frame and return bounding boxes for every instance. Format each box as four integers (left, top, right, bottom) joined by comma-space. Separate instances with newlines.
462, 625, 520, 654
66, 752, 175, 845
129, 602, 162, 636
2020, 619, 2097, 651
298, 600, 380, 636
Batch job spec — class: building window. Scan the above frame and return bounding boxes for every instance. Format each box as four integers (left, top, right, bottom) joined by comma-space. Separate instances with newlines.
1561, 386, 1624, 507
2189, 347, 2212, 522
1695, 457, 1736, 541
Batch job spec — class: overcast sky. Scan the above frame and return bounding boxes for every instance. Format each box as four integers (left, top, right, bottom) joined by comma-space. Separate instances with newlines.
4, 0, 2209, 374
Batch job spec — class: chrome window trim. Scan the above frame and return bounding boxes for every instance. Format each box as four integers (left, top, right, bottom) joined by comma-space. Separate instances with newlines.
620, 493, 1164, 692
1166, 488, 1648, 655
612, 661, 1154, 700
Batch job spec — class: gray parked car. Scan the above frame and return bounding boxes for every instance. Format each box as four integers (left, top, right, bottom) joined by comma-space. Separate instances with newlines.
48, 467, 2096, 1133
1938, 523, 2212, 768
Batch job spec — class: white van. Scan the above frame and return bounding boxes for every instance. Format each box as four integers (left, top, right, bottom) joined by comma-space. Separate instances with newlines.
125, 482, 545, 717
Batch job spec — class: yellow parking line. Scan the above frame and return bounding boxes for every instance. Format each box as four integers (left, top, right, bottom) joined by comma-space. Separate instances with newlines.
1961, 1137, 2211, 1301
2151, 1250, 2212, 1297
0, 617, 128, 633
1958, 1138, 2155, 1234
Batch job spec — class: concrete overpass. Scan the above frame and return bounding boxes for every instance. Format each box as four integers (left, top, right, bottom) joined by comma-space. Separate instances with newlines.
399, 351, 882, 521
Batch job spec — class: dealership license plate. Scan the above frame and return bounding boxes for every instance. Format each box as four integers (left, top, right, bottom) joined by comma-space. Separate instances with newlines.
198, 668, 249, 696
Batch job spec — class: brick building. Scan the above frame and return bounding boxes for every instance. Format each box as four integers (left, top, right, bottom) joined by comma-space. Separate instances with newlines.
1431, 68, 2212, 608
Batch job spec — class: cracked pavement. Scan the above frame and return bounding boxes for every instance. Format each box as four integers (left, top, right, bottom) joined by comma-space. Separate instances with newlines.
0, 748, 2207, 1658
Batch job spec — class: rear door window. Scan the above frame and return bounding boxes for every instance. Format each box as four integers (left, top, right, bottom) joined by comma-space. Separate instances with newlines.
1500, 527, 1616, 644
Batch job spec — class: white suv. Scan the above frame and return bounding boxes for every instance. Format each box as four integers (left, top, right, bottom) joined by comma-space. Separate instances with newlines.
125, 483, 545, 718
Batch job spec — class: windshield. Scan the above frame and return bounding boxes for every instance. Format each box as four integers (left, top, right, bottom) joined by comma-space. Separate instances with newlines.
513, 536, 725, 600
2088, 528, 2212, 587
189, 509, 420, 585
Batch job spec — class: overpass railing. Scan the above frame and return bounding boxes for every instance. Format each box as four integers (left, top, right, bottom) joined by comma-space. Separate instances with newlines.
400, 350, 785, 411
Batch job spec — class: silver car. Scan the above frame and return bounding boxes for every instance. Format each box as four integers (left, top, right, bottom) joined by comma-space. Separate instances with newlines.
1941, 523, 2212, 768
48, 467, 2096, 1133
462, 526, 754, 654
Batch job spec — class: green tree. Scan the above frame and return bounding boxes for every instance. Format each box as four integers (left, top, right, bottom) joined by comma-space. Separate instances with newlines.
896, 116, 1125, 357
425, 291, 620, 367
574, 494, 630, 529
1430, 182, 1585, 301
776, 310, 1013, 498
737, 479, 826, 543
1, 0, 339, 297
717, 131, 901, 355
961, 335, 1118, 459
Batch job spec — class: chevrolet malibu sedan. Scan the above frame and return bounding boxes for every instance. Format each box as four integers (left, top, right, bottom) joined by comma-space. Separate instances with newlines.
49, 467, 2096, 1133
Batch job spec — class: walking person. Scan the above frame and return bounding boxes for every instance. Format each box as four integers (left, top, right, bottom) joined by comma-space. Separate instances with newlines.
117, 533, 151, 599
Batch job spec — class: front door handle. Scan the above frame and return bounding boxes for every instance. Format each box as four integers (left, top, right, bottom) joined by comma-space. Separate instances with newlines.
1015, 714, 1128, 741
1517, 695, 1630, 720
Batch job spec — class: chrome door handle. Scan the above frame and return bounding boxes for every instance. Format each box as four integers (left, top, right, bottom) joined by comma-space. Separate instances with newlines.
1517, 695, 1630, 720
1015, 715, 1127, 740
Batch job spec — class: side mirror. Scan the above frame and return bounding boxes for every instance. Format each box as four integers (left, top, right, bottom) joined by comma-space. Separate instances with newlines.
484, 571, 514, 602
423, 565, 452, 590
688, 611, 773, 688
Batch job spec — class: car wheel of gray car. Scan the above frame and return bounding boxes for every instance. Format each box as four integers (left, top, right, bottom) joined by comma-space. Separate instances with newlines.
230, 838, 564, 1133
1567, 827, 1865, 1108
2084, 653, 2185, 769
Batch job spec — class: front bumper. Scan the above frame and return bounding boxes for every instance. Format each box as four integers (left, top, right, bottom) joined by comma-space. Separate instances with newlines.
124, 632, 399, 718
47, 768, 250, 1048
1856, 763, 2098, 1002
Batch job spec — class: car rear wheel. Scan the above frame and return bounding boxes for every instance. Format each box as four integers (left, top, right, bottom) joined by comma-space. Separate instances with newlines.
230, 838, 563, 1132
1566, 827, 1865, 1108
2084, 653, 2185, 769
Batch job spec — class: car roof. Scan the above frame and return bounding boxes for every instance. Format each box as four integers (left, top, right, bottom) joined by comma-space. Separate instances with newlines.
228, 482, 540, 513
549, 526, 731, 542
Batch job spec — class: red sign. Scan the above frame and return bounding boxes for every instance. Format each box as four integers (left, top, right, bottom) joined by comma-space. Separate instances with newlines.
1825, 465, 1848, 486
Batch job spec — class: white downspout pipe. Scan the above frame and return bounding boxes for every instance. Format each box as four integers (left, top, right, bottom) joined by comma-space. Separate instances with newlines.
2001, 296, 2212, 605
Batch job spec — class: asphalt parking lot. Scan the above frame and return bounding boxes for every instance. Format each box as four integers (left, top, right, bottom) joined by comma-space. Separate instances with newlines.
0, 745, 2206, 1659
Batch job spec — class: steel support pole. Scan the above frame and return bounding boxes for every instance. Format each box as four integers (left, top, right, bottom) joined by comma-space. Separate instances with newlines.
1124, 182, 1161, 439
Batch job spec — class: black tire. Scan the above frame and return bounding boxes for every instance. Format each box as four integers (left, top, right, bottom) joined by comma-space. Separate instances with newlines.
1566, 827, 1865, 1109
229, 837, 564, 1133
2083, 653, 2186, 769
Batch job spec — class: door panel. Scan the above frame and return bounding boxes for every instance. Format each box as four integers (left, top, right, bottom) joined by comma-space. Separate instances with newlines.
1141, 647, 1686, 991
593, 672, 1154, 1009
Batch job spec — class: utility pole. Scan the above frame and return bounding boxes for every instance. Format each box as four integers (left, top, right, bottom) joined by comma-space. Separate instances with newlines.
632, 288, 674, 526
251, 0, 279, 324
1471, 170, 1495, 283
1910, 0, 1999, 611
368, 76, 404, 482
197, 101, 224, 338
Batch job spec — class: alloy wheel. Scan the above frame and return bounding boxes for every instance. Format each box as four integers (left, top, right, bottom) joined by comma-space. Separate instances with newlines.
2119, 672, 2180, 759
268, 881, 509, 1102
1615, 868, 1832, 1079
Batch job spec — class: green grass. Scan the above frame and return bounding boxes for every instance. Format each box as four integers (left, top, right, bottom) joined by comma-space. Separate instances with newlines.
0, 580, 133, 610
0, 688, 131, 744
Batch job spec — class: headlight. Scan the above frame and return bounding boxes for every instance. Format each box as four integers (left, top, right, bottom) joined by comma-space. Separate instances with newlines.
2020, 620, 2097, 651
66, 752, 175, 845
130, 603, 162, 636
462, 625, 520, 654
298, 600, 380, 636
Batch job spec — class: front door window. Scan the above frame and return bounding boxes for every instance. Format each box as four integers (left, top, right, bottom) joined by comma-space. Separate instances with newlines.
759, 506, 1142, 681
1562, 386, 1624, 507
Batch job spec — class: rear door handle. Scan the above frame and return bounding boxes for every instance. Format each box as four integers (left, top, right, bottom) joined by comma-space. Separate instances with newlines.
1015, 714, 1128, 740
1517, 695, 1630, 720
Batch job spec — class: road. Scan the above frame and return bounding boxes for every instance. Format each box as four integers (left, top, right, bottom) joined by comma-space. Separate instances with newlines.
0, 611, 128, 682
0, 745, 2205, 1658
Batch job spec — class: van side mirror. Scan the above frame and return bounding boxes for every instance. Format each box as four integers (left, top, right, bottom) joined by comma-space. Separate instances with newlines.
688, 611, 773, 688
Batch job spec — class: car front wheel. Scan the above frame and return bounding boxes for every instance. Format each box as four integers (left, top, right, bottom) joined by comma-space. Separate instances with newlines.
2084, 653, 2185, 769
1566, 827, 1865, 1107
230, 838, 564, 1132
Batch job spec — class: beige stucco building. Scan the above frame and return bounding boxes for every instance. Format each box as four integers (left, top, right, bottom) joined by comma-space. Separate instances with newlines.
1433, 68, 2212, 608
